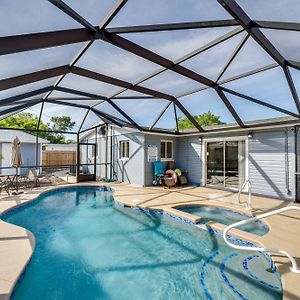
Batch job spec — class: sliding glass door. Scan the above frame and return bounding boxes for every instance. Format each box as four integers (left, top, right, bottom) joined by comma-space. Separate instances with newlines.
207, 142, 224, 186
206, 140, 246, 189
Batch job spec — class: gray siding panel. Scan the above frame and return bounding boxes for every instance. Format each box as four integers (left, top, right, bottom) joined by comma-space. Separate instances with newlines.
248, 129, 295, 200
176, 136, 202, 185
83, 126, 296, 200
86, 129, 145, 185
144, 135, 177, 186
111, 130, 145, 186
96, 135, 108, 179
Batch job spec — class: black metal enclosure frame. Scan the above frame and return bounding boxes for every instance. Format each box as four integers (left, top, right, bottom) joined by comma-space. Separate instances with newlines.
0, 0, 300, 137
0, 124, 113, 184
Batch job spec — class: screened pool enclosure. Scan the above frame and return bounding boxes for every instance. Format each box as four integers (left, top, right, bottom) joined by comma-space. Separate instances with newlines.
1, 0, 300, 181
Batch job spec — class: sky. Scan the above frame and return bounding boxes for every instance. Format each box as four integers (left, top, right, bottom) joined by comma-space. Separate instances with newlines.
0, 0, 300, 132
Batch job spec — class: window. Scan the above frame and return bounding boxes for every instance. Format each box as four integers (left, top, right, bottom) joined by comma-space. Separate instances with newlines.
160, 140, 173, 160
120, 140, 129, 159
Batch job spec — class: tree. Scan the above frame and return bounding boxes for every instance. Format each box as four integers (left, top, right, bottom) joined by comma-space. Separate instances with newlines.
48, 116, 76, 144
0, 113, 76, 144
50, 116, 75, 132
177, 111, 224, 130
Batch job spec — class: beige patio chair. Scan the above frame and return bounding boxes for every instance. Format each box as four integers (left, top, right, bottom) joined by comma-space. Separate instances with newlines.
28, 169, 52, 187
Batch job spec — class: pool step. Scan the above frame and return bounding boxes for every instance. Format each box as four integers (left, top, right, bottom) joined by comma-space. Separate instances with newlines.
163, 207, 201, 224
205, 221, 262, 245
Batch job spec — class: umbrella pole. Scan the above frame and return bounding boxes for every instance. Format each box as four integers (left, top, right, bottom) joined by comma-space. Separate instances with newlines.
15, 167, 18, 192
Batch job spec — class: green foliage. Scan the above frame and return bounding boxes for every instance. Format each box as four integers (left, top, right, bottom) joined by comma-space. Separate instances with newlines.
177, 111, 225, 130
48, 116, 76, 144
0, 113, 75, 144
0, 153, 3, 161
50, 116, 75, 132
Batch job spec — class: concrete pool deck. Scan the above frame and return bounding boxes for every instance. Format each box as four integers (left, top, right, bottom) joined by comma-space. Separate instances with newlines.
0, 183, 299, 300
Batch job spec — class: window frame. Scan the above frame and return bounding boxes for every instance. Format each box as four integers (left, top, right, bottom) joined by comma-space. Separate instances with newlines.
160, 140, 173, 161
119, 140, 130, 160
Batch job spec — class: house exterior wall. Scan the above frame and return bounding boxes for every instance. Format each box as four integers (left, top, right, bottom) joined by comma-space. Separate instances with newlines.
144, 134, 177, 186
96, 135, 108, 179
82, 126, 297, 200
111, 129, 145, 186
248, 128, 295, 200
176, 128, 295, 200
0, 142, 41, 175
176, 136, 202, 185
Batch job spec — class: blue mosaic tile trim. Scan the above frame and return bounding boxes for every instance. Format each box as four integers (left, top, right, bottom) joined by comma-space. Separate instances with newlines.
163, 211, 195, 226
242, 255, 280, 290
123, 205, 259, 249
160, 210, 256, 247
179, 205, 270, 232
220, 253, 249, 300
131, 207, 163, 216
199, 250, 219, 300
217, 208, 268, 231
163, 212, 256, 248
260, 252, 281, 282
126, 205, 282, 295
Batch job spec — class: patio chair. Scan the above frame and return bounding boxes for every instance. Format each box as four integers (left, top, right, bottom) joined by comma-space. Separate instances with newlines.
28, 169, 52, 187
18, 173, 32, 189
0, 178, 11, 195
153, 161, 165, 186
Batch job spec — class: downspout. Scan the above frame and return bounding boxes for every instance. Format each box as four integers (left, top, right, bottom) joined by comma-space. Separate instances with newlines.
76, 133, 80, 183
94, 126, 97, 181
294, 125, 299, 203
110, 126, 113, 180
285, 128, 291, 195
105, 123, 108, 179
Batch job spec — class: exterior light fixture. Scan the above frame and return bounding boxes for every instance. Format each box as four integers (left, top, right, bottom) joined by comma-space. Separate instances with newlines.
248, 132, 253, 139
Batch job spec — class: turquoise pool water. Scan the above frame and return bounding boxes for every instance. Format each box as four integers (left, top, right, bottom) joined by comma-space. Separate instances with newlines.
2, 187, 281, 300
178, 206, 269, 236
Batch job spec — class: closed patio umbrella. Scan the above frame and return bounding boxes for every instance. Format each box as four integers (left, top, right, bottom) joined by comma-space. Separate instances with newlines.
11, 136, 22, 192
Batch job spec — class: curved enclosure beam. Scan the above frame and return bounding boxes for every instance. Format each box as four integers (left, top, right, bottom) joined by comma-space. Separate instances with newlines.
0, 0, 299, 136
0, 66, 70, 91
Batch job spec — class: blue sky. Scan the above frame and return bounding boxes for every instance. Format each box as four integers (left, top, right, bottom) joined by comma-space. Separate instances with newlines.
0, 0, 300, 132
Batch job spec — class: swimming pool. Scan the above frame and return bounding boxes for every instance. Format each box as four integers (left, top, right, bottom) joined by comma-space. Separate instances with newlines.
178, 205, 269, 236
2, 186, 281, 300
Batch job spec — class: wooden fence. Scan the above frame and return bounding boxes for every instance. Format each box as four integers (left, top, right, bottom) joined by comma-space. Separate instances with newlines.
42, 151, 76, 168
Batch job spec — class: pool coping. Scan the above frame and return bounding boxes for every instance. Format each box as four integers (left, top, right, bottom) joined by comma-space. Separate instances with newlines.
0, 183, 296, 300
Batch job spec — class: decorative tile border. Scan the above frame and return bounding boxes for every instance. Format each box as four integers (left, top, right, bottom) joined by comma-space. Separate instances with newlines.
242, 255, 281, 290
220, 253, 248, 300
200, 250, 219, 300
0, 186, 284, 300
126, 203, 284, 298
177, 205, 270, 233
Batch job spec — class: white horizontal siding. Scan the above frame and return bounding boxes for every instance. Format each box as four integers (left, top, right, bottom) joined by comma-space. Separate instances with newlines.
176, 137, 202, 185
248, 129, 295, 200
